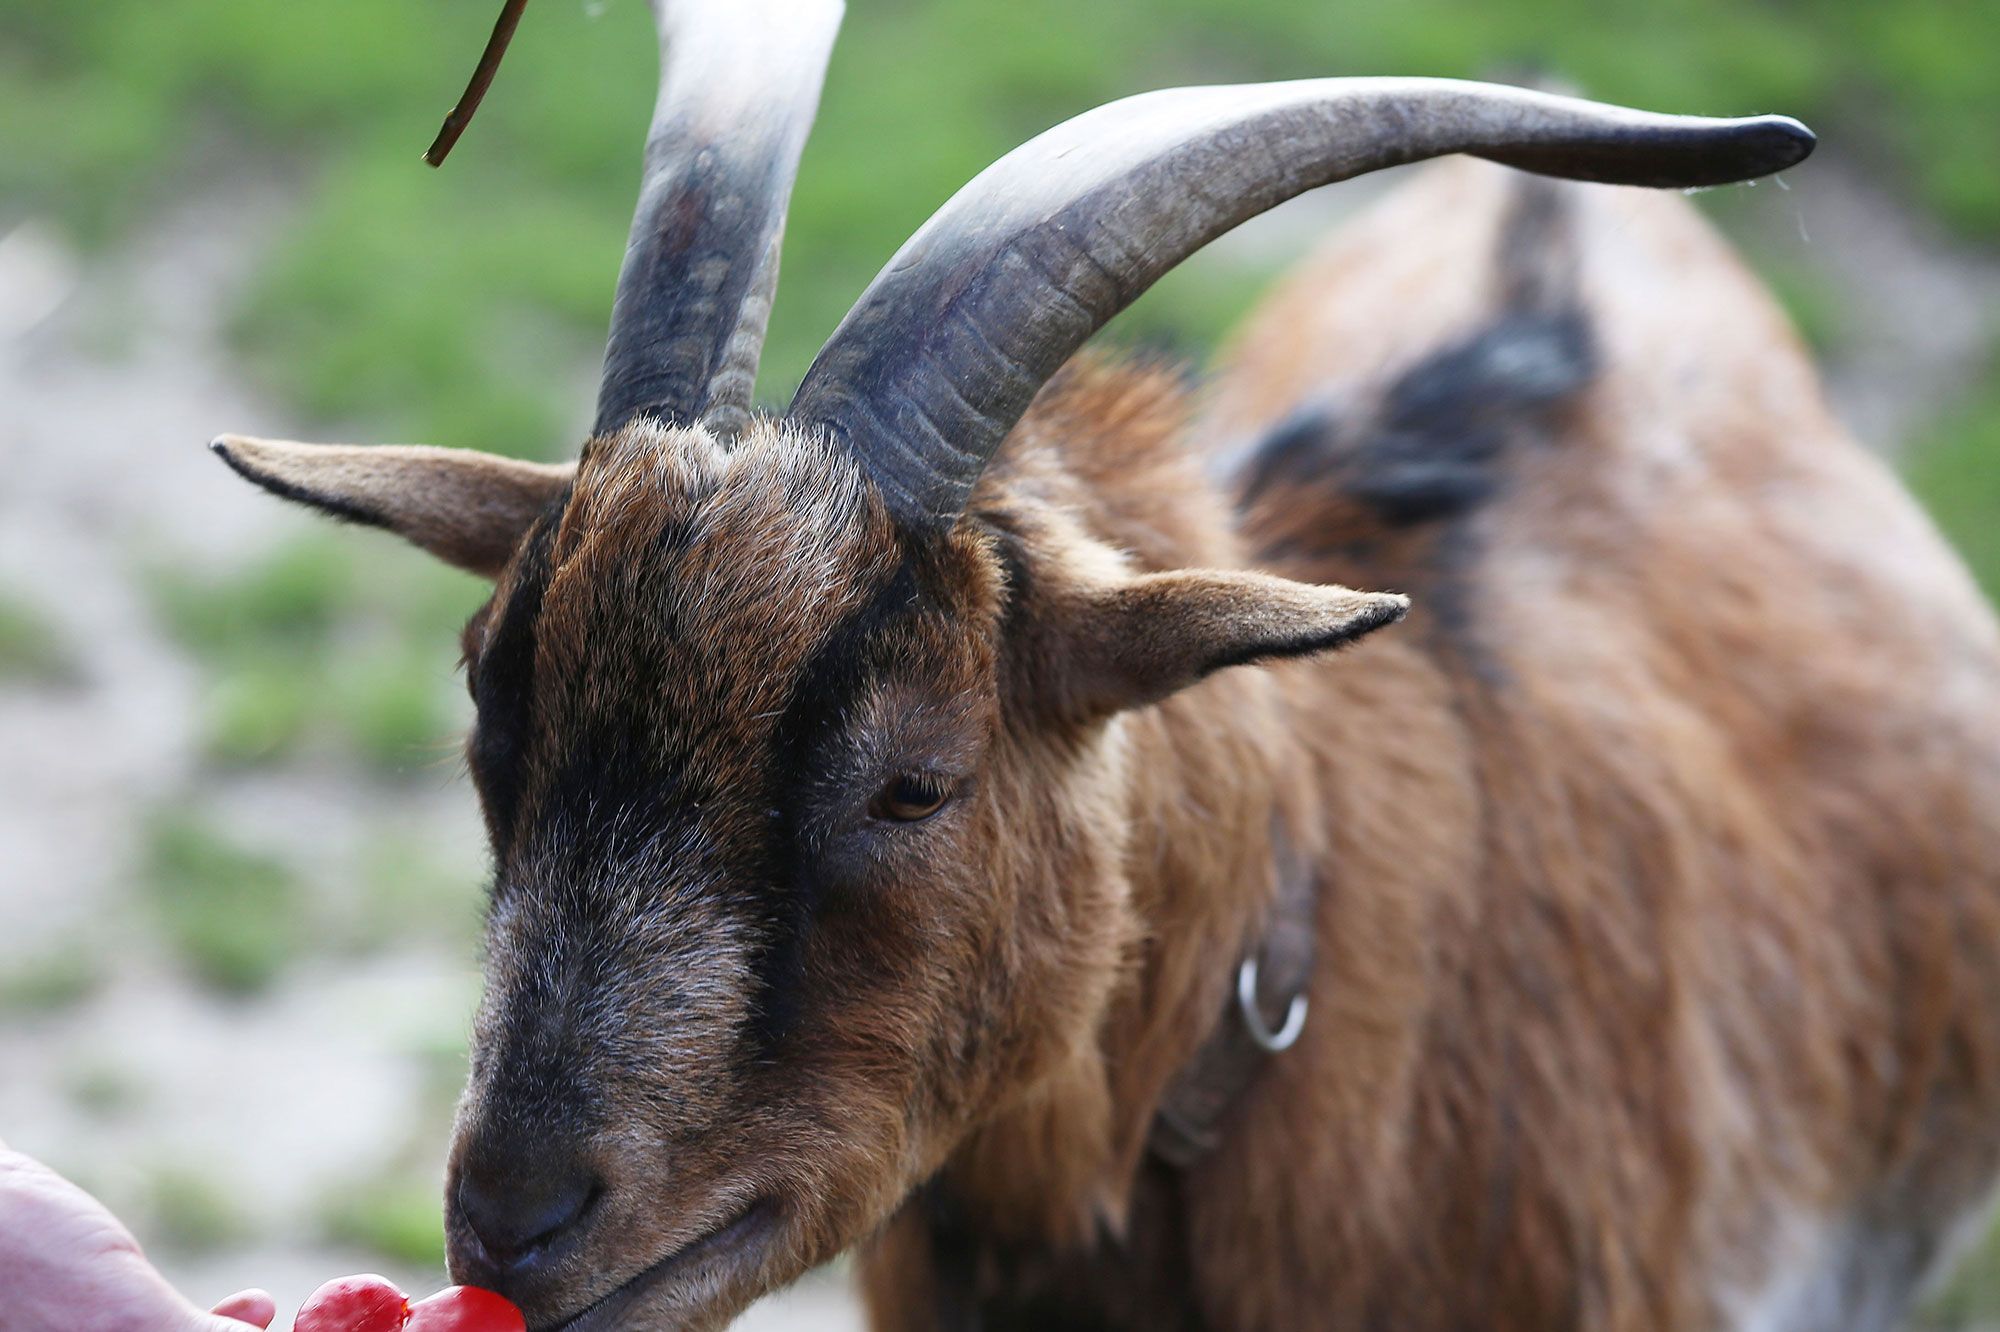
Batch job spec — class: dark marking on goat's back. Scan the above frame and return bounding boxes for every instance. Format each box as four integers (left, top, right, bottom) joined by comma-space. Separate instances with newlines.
1235, 177, 1597, 668
1238, 175, 1593, 530
1235, 309, 1595, 530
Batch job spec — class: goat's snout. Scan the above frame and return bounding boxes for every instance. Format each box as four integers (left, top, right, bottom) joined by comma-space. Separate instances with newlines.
451, 1146, 601, 1281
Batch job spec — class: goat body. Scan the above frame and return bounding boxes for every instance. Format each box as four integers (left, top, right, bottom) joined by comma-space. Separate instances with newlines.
854, 162, 2000, 1332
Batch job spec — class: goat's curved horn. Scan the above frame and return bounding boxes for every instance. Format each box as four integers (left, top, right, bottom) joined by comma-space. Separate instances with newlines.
789, 78, 1814, 526
594, 0, 843, 441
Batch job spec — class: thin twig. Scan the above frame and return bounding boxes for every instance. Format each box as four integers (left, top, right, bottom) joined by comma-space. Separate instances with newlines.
424, 0, 531, 167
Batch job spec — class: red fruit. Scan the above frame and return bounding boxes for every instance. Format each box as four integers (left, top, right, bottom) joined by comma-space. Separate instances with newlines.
293, 1274, 411, 1332
404, 1286, 527, 1332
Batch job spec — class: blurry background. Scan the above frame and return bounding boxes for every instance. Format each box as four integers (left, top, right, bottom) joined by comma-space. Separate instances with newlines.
1, 0, 1996, 1326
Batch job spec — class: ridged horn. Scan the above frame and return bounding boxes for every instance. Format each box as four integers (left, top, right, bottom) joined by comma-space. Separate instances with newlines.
594, 0, 843, 441
789, 77, 1814, 526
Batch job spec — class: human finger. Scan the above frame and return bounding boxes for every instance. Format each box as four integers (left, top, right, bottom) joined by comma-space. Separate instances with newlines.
211, 1288, 278, 1327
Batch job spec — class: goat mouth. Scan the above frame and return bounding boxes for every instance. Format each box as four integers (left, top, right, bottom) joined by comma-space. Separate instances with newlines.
540, 1196, 781, 1332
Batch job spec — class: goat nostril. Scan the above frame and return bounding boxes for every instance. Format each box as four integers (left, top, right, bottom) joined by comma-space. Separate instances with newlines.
456, 1163, 600, 1271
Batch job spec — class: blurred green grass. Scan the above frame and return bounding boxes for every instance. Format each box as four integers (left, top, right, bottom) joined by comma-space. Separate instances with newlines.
0, 938, 103, 1014
147, 533, 484, 771
146, 1166, 254, 1254
3, 0, 1996, 448
315, 1029, 468, 1271
63, 1059, 147, 1119
4, 2, 1995, 590
5, 1, 1997, 582
0, 590, 80, 686
319, 1174, 450, 1270
143, 807, 306, 995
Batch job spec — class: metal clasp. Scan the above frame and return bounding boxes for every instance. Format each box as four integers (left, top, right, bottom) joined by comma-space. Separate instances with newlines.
1236, 954, 1308, 1053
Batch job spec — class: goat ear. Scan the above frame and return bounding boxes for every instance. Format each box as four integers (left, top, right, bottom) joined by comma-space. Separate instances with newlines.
210, 435, 572, 578
1041, 568, 1409, 721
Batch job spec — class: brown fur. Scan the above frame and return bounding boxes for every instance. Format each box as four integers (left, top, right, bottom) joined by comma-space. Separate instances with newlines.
872, 166, 2000, 1328
854, 165, 2000, 1330
219, 162, 2000, 1332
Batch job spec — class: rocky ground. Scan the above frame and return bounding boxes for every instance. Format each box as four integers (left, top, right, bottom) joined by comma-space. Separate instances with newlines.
1, 153, 1994, 1329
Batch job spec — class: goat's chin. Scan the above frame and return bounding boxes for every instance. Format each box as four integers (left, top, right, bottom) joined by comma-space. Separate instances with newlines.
538, 1197, 793, 1332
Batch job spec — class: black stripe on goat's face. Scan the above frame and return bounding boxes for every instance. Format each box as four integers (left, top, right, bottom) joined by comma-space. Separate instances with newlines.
443, 417, 1012, 1328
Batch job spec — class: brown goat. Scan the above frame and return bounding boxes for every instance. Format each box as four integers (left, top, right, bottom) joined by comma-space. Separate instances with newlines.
209, 1, 2000, 1328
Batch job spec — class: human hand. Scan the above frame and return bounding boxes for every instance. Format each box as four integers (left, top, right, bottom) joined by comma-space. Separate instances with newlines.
0, 1135, 277, 1332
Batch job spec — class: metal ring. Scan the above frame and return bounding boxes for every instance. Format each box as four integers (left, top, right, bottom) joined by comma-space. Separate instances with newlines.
1237, 955, 1308, 1053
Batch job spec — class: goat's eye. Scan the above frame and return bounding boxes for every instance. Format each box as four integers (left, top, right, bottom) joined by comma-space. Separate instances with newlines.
873, 774, 950, 823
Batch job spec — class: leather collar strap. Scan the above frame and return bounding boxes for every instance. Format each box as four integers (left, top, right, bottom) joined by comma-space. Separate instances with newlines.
1148, 828, 1319, 1171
